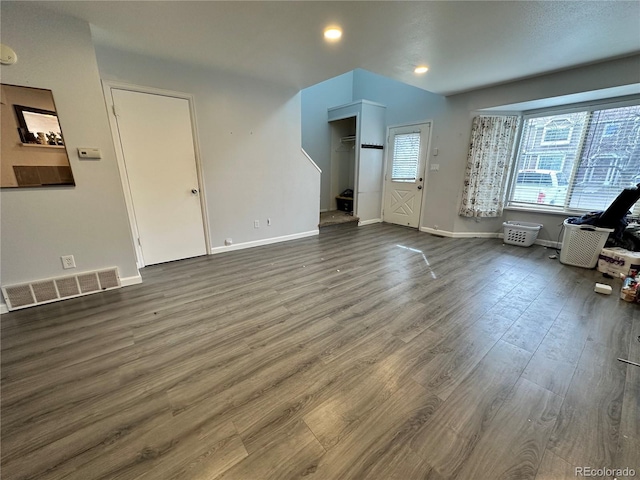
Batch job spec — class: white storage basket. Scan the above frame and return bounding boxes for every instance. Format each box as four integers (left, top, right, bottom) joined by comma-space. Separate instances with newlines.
559, 219, 614, 268
502, 221, 542, 247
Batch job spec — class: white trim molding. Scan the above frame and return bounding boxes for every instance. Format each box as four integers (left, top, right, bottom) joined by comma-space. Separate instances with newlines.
497, 234, 561, 249
359, 218, 383, 226
120, 274, 143, 287
419, 227, 500, 238
301, 148, 322, 173
420, 227, 561, 248
211, 230, 319, 254
0, 303, 8, 315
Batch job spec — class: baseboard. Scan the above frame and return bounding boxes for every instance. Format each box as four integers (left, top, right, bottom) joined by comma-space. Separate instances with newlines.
0, 303, 8, 315
419, 226, 500, 239
534, 239, 561, 249
121, 274, 143, 287
497, 233, 561, 249
418, 227, 561, 248
211, 230, 319, 254
359, 218, 382, 226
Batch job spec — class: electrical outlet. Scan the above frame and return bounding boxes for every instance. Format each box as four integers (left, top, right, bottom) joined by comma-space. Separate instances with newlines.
225, 238, 233, 246
61, 255, 76, 269
254, 220, 260, 228
267, 218, 272, 226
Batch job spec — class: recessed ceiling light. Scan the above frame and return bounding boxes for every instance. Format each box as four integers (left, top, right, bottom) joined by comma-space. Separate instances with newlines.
324, 27, 342, 41
414, 66, 429, 74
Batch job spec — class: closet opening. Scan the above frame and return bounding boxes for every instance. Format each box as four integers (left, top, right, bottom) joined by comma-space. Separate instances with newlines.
319, 116, 359, 228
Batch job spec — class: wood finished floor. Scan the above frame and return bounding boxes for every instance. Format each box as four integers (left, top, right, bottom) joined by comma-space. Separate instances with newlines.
1, 223, 638, 480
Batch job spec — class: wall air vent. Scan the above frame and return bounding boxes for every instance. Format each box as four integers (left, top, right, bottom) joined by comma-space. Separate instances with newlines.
2, 267, 121, 311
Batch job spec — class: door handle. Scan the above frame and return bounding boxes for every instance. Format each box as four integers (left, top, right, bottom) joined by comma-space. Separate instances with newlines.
191, 188, 199, 195
417, 185, 423, 190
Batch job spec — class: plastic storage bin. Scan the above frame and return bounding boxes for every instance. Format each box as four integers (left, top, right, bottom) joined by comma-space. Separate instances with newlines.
502, 221, 542, 247
559, 219, 614, 268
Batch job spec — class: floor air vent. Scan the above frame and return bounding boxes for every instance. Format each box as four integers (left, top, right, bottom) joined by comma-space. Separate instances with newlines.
2, 267, 121, 311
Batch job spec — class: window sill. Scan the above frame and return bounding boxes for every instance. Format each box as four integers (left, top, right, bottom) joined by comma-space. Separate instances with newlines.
504, 205, 587, 216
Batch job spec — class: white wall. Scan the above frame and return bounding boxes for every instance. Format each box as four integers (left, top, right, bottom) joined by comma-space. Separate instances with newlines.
301, 72, 354, 211
0, 3, 139, 297
94, 45, 320, 249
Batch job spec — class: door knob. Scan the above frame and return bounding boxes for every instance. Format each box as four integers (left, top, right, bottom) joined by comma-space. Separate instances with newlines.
417, 185, 423, 190
191, 188, 199, 195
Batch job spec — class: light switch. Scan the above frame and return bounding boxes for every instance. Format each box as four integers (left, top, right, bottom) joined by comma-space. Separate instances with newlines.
77, 147, 102, 159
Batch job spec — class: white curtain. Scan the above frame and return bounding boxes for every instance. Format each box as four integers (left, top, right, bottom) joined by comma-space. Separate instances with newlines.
459, 115, 520, 217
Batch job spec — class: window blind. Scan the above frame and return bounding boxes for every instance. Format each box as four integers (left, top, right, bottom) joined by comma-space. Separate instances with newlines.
509, 104, 640, 212
391, 132, 421, 182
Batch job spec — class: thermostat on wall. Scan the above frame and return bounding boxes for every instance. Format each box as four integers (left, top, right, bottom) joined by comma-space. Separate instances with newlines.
77, 147, 102, 159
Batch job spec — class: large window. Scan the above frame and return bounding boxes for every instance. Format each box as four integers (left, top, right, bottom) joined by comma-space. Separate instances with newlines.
509, 104, 640, 211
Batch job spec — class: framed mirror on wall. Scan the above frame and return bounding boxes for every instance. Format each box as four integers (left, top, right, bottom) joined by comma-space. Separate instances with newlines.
1, 83, 75, 188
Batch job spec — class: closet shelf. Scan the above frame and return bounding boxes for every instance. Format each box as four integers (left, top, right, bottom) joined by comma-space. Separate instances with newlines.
340, 135, 356, 143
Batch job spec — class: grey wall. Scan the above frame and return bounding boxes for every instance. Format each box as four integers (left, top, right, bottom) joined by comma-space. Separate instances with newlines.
352, 69, 447, 127
302, 68, 447, 211
1, 4, 321, 313
0, 3, 139, 297
302, 57, 640, 240
2, 0, 637, 311
422, 55, 640, 242
94, 45, 320, 249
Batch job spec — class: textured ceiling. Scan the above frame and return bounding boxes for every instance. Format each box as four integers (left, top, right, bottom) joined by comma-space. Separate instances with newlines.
34, 1, 640, 95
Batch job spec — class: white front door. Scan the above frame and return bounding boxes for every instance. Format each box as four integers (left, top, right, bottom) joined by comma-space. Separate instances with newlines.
111, 88, 207, 266
383, 124, 430, 228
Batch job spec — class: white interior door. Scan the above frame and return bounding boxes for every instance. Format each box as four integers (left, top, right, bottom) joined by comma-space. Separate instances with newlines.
112, 89, 207, 266
383, 124, 430, 228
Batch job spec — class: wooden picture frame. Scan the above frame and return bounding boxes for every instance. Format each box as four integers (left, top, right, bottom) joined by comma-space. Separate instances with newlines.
13, 104, 64, 146
1, 83, 75, 187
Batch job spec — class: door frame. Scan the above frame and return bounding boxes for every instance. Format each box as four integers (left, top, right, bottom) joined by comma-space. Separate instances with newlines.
102, 80, 211, 268
381, 121, 433, 229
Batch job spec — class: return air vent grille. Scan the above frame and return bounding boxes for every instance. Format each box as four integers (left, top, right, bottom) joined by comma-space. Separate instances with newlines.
78, 273, 100, 294
32, 281, 58, 303
2, 267, 121, 311
97, 269, 119, 290
4, 285, 35, 308
56, 277, 80, 298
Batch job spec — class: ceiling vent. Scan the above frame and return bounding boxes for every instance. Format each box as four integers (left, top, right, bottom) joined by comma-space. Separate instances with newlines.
2, 267, 121, 311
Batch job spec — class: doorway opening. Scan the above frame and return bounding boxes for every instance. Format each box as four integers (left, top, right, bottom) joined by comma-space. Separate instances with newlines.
320, 116, 359, 228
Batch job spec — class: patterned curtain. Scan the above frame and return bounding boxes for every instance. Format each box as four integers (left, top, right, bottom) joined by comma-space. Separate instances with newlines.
459, 115, 520, 217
